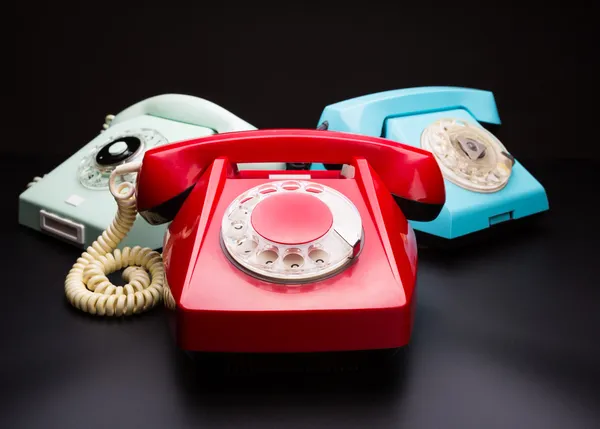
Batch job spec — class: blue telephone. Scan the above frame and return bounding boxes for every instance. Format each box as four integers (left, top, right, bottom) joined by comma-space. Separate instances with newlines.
19, 94, 285, 250
310, 87, 549, 241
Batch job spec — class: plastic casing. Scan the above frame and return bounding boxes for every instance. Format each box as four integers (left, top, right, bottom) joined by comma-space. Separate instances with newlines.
312, 87, 549, 239
18, 94, 286, 250
136, 129, 445, 353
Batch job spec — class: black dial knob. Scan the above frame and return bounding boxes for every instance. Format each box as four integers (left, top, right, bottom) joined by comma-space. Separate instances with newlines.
96, 136, 142, 166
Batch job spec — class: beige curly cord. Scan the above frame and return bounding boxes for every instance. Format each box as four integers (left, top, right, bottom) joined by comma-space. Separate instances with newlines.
64, 161, 175, 316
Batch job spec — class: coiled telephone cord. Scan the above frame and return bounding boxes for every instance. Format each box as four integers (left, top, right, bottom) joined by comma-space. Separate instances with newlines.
64, 162, 175, 316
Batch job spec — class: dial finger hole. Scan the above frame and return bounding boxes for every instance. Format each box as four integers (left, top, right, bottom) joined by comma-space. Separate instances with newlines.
308, 249, 329, 265
229, 207, 248, 221
305, 184, 324, 194
231, 220, 244, 230
495, 163, 510, 177
283, 252, 304, 269
256, 249, 279, 265
258, 184, 277, 194
281, 181, 301, 191
240, 196, 260, 210
236, 238, 257, 255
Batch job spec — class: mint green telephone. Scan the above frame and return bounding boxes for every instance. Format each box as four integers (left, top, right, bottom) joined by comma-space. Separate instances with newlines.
18, 94, 285, 250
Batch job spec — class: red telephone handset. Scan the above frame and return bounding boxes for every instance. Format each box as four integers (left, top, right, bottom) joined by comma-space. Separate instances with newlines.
135, 129, 445, 225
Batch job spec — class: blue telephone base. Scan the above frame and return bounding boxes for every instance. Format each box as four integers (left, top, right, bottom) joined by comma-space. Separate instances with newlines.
311, 87, 549, 241
413, 210, 548, 250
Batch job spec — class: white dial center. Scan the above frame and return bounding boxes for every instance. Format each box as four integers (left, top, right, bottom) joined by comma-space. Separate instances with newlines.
108, 141, 128, 156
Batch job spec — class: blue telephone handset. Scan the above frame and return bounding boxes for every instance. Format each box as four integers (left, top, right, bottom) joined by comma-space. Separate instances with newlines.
311, 87, 549, 240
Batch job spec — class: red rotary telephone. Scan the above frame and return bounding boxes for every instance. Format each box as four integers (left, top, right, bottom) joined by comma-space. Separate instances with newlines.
66, 129, 444, 355
134, 129, 445, 354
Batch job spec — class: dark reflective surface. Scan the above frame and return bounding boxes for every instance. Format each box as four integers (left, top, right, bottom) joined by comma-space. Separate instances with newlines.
1, 156, 599, 429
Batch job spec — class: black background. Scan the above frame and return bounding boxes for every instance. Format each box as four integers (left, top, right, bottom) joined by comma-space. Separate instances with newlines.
3, 3, 599, 429
5, 4, 597, 161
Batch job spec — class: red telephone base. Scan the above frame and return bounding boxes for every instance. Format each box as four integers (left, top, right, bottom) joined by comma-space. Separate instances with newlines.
161, 163, 419, 354
135, 129, 446, 355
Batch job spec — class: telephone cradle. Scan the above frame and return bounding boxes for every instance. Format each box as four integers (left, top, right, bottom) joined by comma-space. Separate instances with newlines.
63, 129, 445, 358
309, 87, 549, 243
18, 94, 285, 251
